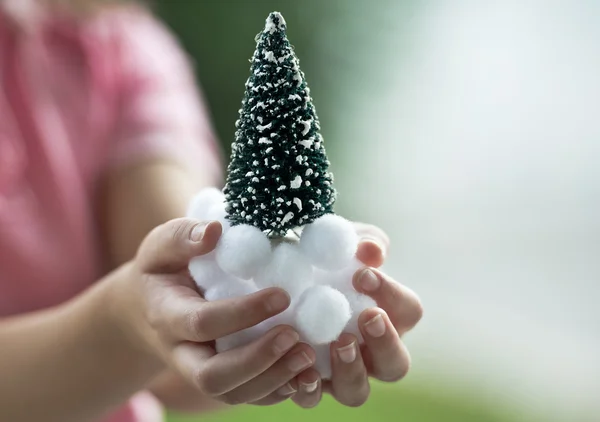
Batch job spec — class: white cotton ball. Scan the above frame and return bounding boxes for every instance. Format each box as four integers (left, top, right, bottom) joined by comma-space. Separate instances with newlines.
313, 258, 362, 288
312, 343, 333, 380
313, 260, 374, 341
205, 200, 231, 232
295, 285, 351, 345
215, 224, 272, 279
341, 288, 377, 343
186, 188, 224, 220
203, 277, 258, 302
316, 259, 376, 342
300, 214, 359, 271
254, 242, 314, 299
188, 252, 225, 291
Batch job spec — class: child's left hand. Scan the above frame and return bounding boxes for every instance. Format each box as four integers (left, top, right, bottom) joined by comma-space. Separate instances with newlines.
251, 223, 423, 408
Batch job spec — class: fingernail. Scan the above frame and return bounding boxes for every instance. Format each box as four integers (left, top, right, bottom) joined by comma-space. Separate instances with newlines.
277, 383, 297, 396
364, 314, 386, 338
190, 223, 207, 242
359, 269, 380, 292
336, 342, 357, 363
266, 292, 290, 313
273, 331, 299, 354
301, 380, 319, 393
288, 351, 313, 372
364, 237, 386, 256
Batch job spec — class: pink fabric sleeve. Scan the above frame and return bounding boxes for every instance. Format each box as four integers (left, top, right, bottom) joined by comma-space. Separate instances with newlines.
107, 9, 223, 184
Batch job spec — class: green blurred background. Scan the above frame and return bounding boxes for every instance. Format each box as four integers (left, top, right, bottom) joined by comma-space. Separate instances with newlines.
153, 1, 600, 421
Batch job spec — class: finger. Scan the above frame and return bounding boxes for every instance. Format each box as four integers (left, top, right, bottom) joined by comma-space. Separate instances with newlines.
358, 309, 411, 382
185, 326, 300, 398
330, 333, 370, 407
353, 268, 423, 334
353, 222, 390, 254
356, 240, 385, 268
249, 392, 291, 406
167, 341, 216, 389
137, 218, 222, 273
291, 368, 322, 409
158, 287, 290, 343
224, 343, 315, 404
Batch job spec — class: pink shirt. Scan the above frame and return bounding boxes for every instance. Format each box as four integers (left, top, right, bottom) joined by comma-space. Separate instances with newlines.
0, 2, 220, 421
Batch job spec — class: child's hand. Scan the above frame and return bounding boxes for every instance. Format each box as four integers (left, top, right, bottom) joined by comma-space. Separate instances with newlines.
114, 218, 316, 405
289, 223, 423, 408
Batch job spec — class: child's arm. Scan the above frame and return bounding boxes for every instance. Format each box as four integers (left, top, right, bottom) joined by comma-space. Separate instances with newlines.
99, 158, 235, 413
0, 264, 160, 422
101, 158, 304, 412
98, 159, 424, 412
0, 219, 302, 422
96, 10, 422, 412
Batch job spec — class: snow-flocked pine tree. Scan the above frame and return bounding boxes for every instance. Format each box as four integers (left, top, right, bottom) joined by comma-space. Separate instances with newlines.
223, 11, 336, 238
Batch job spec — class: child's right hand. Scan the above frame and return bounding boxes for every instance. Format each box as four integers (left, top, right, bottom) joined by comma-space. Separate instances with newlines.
112, 218, 316, 405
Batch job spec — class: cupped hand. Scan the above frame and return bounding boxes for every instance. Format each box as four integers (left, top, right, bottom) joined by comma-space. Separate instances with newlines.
116, 218, 315, 405
290, 222, 423, 408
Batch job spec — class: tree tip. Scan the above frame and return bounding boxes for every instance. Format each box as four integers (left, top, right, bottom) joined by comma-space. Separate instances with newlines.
265, 11, 287, 34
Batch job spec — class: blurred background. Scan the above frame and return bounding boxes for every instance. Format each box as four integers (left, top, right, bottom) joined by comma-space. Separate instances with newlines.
154, 1, 600, 421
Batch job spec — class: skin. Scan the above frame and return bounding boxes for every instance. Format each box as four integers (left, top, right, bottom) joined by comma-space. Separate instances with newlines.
0, 157, 422, 421
100, 159, 423, 411
3, 0, 423, 414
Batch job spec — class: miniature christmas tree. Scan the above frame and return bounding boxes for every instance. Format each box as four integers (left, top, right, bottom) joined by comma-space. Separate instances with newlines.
223, 11, 336, 237
186, 12, 386, 379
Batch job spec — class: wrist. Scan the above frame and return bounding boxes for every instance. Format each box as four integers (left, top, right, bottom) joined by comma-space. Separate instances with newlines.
101, 263, 165, 375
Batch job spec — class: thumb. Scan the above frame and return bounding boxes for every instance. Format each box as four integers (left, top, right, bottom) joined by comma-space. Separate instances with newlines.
136, 218, 222, 274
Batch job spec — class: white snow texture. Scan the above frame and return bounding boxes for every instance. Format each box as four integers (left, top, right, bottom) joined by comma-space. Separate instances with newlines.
185, 188, 373, 378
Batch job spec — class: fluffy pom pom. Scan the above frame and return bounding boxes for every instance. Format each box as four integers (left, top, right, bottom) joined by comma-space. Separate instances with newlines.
186, 188, 224, 220
341, 288, 377, 342
300, 214, 359, 271
313, 258, 361, 288
205, 200, 231, 232
295, 285, 351, 344
188, 253, 226, 291
203, 278, 258, 302
215, 224, 272, 279
315, 260, 376, 342
254, 242, 314, 299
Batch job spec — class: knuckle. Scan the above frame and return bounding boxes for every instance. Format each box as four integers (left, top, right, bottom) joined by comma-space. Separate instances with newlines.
187, 308, 208, 341
195, 367, 220, 397
168, 219, 192, 243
